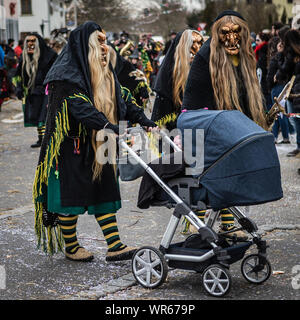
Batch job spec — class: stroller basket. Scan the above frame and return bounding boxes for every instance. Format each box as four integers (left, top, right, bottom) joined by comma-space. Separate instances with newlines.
167, 241, 252, 272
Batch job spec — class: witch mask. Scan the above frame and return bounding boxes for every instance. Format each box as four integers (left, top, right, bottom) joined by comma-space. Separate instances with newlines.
219, 22, 241, 55
190, 32, 203, 61
26, 35, 37, 55
97, 32, 109, 67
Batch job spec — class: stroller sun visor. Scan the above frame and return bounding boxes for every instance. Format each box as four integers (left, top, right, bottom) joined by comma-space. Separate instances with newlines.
177, 110, 283, 209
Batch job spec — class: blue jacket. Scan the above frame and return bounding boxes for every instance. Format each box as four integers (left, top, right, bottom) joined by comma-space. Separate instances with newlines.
0, 46, 4, 68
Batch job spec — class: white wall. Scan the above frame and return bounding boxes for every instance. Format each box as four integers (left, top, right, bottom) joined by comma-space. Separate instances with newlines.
49, 0, 66, 31
18, 0, 65, 38
181, 0, 205, 13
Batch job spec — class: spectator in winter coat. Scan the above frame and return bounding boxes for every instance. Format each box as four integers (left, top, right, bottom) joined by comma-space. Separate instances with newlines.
255, 32, 271, 108
276, 29, 300, 158
266, 36, 291, 144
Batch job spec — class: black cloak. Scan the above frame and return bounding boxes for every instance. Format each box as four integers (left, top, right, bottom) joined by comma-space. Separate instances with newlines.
109, 44, 149, 106
182, 38, 251, 119
14, 33, 57, 127
151, 31, 183, 130
33, 22, 154, 254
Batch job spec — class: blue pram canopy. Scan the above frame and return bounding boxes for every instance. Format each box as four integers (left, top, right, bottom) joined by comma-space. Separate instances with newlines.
177, 110, 283, 209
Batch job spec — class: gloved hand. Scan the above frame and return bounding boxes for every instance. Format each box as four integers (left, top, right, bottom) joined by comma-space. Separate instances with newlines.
138, 116, 157, 128
16, 87, 23, 100
105, 123, 119, 135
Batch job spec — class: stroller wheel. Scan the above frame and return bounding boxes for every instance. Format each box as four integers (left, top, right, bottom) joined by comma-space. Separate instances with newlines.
202, 264, 231, 297
241, 254, 271, 284
132, 246, 168, 289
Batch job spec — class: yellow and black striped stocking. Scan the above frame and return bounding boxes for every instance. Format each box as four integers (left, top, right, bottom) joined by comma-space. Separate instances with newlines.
37, 125, 45, 140
58, 215, 80, 254
196, 210, 206, 222
220, 208, 235, 230
95, 213, 127, 252
182, 210, 206, 233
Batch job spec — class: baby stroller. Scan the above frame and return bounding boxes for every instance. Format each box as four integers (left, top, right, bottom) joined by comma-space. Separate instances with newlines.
119, 110, 283, 297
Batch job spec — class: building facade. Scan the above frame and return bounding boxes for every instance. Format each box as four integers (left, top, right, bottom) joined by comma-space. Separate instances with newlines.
181, 0, 206, 12
0, 0, 19, 42
18, 0, 66, 39
291, 0, 300, 29
271, 0, 294, 25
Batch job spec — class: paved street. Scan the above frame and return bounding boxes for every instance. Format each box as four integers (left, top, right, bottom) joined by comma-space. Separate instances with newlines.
0, 99, 299, 301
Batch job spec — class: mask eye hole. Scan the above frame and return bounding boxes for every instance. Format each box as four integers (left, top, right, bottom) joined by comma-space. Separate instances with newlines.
221, 29, 229, 35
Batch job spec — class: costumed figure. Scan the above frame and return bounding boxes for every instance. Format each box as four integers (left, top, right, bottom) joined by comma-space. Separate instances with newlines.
49, 28, 69, 55
13, 33, 57, 147
119, 39, 135, 60
151, 29, 204, 131
182, 11, 274, 238
138, 35, 154, 85
32, 22, 157, 262
109, 45, 150, 109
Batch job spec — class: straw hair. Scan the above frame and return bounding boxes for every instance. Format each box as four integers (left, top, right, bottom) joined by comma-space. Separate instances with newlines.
22, 35, 40, 89
209, 15, 267, 130
88, 30, 118, 180
172, 30, 201, 109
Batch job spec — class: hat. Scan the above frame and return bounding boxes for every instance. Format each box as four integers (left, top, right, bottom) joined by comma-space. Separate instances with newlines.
129, 48, 139, 59
214, 10, 245, 23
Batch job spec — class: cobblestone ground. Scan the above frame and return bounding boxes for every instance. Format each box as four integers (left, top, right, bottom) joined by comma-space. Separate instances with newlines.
0, 99, 299, 301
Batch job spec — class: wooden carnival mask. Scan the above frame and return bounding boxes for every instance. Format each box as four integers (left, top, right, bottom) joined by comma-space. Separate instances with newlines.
219, 22, 241, 55
97, 31, 109, 67
26, 35, 37, 55
191, 32, 204, 60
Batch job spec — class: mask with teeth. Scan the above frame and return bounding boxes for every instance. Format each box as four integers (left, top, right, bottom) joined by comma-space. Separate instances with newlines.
26, 36, 37, 54
219, 22, 241, 55
190, 32, 204, 62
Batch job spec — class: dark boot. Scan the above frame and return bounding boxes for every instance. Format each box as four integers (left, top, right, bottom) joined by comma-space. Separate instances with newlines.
31, 136, 42, 148
31, 126, 45, 148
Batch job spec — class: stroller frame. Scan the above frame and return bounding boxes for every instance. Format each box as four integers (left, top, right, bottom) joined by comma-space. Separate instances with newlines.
119, 128, 271, 297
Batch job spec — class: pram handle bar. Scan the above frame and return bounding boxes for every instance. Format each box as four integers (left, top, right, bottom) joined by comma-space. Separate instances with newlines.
125, 127, 182, 152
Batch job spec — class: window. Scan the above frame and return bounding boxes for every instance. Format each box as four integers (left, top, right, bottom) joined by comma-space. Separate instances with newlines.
21, 0, 32, 15
287, 0, 293, 3
60, 2, 63, 17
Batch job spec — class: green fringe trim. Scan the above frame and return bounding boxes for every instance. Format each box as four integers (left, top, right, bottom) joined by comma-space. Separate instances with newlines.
133, 81, 152, 109
147, 131, 160, 157
32, 93, 89, 255
155, 112, 178, 129
12, 76, 28, 98
133, 81, 151, 96
12, 75, 21, 87
146, 113, 179, 158
181, 217, 191, 234
121, 86, 131, 102
121, 86, 143, 110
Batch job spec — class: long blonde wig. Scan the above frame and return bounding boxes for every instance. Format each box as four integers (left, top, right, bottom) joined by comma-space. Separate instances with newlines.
173, 30, 201, 109
88, 30, 118, 180
209, 15, 268, 130
22, 36, 40, 89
